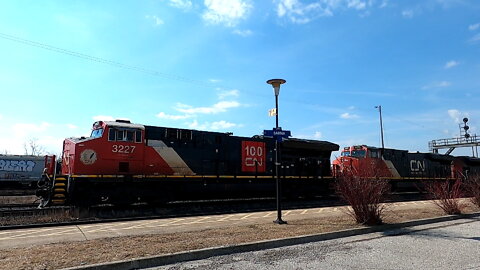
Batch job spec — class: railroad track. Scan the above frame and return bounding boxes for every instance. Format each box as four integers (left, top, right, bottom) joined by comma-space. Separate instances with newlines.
0, 192, 429, 229
0, 189, 36, 196
0, 206, 64, 218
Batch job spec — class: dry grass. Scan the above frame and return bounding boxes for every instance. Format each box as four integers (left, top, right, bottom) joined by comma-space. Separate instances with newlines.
0, 201, 479, 270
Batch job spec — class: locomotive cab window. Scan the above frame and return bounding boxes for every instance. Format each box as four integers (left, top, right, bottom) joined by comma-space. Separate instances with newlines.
108, 128, 143, 143
135, 130, 142, 143
108, 128, 115, 141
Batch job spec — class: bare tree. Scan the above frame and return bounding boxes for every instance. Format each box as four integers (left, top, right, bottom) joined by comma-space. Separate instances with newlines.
23, 138, 46, 156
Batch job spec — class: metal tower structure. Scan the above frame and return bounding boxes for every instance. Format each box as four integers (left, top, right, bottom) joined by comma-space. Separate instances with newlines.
429, 118, 480, 157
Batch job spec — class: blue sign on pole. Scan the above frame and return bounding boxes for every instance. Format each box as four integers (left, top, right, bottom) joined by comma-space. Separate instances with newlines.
263, 128, 291, 142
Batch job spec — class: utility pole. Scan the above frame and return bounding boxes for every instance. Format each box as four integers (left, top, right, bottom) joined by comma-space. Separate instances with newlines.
375, 105, 385, 154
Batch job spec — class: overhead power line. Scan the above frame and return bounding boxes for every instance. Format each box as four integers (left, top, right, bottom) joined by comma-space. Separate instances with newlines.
0, 32, 332, 107
0, 32, 217, 88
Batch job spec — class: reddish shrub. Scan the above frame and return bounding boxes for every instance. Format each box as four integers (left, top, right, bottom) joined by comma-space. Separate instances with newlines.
425, 178, 466, 215
335, 165, 390, 226
465, 174, 480, 208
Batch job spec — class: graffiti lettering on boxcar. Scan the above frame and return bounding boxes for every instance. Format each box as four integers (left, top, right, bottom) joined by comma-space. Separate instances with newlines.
241, 141, 266, 173
410, 160, 425, 174
0, 160, 36, 172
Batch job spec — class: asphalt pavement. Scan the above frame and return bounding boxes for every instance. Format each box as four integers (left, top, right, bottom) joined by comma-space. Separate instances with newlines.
146, 216, 480, 270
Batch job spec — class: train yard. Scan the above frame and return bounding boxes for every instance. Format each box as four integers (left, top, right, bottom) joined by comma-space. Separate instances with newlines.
0, 119, 479, 269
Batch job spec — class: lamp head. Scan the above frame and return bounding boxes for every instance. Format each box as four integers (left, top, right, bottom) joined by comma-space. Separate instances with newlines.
267, 79, 286, 96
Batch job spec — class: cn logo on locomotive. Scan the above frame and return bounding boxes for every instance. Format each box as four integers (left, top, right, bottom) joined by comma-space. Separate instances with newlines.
410, 160, 426, 173
241, 141, 266, 173
80, 149, 98, 165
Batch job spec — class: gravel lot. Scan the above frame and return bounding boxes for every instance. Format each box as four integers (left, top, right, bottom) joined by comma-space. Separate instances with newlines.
1, 201, 478, 270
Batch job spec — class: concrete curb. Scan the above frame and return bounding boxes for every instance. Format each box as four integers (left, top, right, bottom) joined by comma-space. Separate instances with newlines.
63, 212, 480, 270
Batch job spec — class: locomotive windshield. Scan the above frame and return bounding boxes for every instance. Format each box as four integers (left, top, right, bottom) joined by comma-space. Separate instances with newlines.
351, 150, 366, 157
341, 151, 351, 157
90, 128, 104, 138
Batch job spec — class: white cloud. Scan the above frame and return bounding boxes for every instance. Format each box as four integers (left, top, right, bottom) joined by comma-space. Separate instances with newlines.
444, 60, 459, 69
275, 0, 380, 23
448, 109, 460, 123
421, 81, 451, 90
402, 9, 414, 18
218, 89, 240, 99
347, 0, 366, 10
437, 81, 451, 87
188, 120, 237, 130
13, 122, 51, 137
468, 23, 480, 31
202, 0, 252, 27
276, 0, 333, 24
169, 0, 193, 10
210, 120, 237, 130
175, 101, 240, 114
232, 29, 253, 37
209, 79, 221, 83
93, 115, 116, 121
145, 15, 164, 26
156, 112, 192, 120
0, 122, 67, 155
188, 120, 206, 130
313, 131, 322, 139
66, 124, 78, 129
340, 112, 359, 119
470, 33, 480, 42
447, 110, 472, 131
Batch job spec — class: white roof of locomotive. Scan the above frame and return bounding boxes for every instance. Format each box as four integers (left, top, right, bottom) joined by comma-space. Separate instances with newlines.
104, 121, 145, 130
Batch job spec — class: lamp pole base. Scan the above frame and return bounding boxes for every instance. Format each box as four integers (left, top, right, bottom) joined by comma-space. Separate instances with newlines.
273, 218, 287, 225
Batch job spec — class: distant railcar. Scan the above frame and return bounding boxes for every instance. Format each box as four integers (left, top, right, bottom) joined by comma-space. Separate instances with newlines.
0, 155, 45, 188
37, 120, 339, 206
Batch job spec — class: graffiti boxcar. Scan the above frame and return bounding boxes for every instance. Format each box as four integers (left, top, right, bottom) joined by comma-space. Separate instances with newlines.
0, 155, 45, 188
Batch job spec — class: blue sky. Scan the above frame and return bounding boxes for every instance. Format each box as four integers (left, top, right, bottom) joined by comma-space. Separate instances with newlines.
0, 0, 479, 158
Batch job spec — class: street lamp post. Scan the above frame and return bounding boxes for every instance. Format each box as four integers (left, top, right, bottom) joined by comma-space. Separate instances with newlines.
266, 78, 287, 225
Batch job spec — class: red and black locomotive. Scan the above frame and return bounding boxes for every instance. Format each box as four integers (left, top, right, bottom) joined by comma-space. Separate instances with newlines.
333, 145, 480, 180
37, 120, 339, 206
